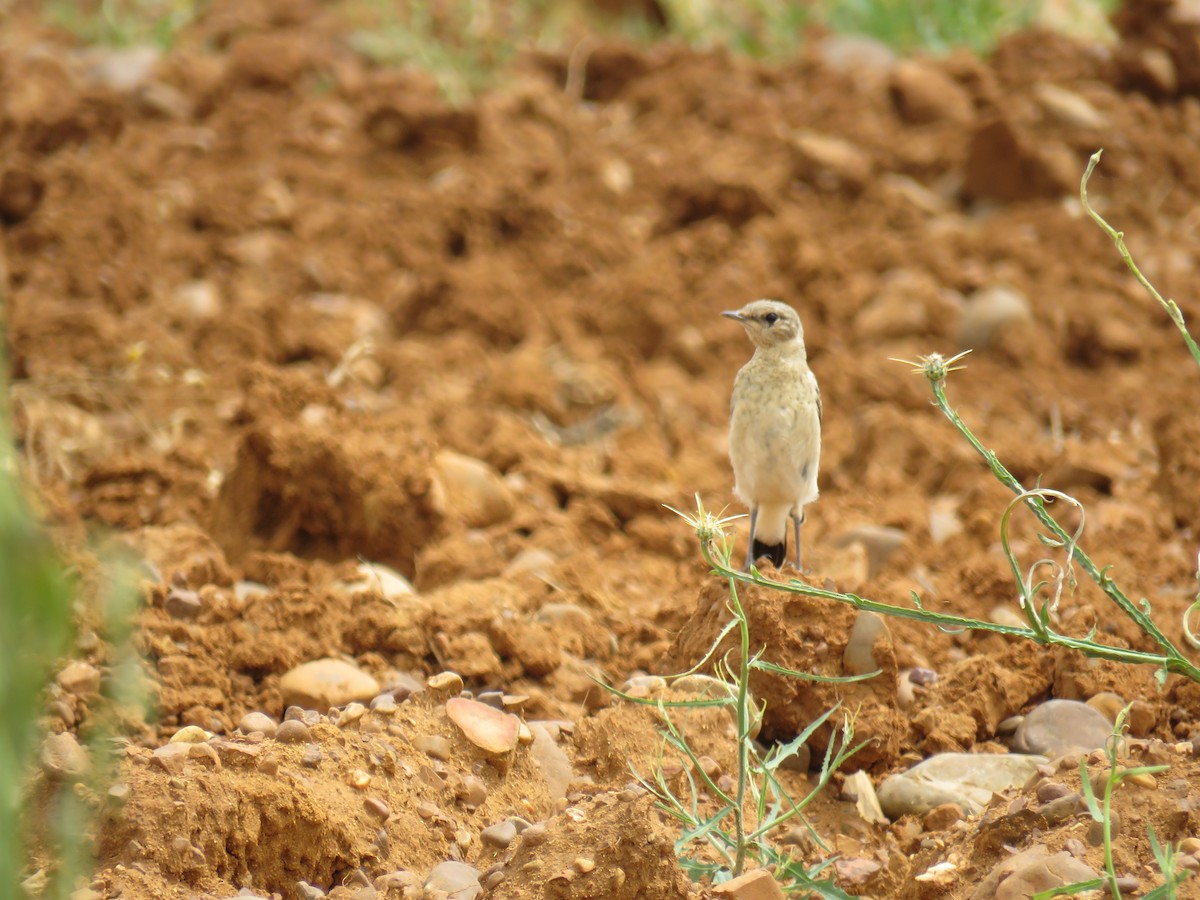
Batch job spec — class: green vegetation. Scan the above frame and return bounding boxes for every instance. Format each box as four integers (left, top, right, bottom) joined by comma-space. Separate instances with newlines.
820, 0, 1037, 55
0, 372, 75, 895
603, 499, 873, 896
41, 0, 1119, 102
670, 150, 1200, 898
1033, 707, 1189, 898
46, 0, 199, 49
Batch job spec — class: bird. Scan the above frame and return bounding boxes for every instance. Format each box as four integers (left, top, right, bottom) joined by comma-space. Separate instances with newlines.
723, 299, 821, 571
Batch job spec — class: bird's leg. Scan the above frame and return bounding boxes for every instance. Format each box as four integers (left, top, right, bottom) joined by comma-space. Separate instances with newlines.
744, 506, 758, 571
791, 510, 803, 570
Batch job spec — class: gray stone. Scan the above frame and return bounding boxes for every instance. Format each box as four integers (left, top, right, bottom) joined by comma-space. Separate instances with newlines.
480, 820, 518, 849
1013, 699, 1114, 755
877, 752, 1046, 818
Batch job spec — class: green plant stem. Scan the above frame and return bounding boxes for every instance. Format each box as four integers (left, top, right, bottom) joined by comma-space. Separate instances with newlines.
928, 378, 1200, 681
1101, 774, 1118, 896
1080, 150, 1200, 372
728, 578, 751, 877
700, 538, 1198, 677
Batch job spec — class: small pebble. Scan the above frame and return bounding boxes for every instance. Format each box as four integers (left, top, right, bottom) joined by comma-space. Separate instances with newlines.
1086, 692, 1127, 723
164, 588, 203, 620
365, 797, 390, 820
417, 802, 441, 819
1123, 770, 1156, 789
1064, 837, 1087, 857
477, 691, 505, 710
427, 671, 465, 693
285, 707, 321, 726
41, 732, 90, 780
1087, 811, 1121, 845
1014, 699, 1113, 755
922, 803, 964, 831
1114, 875, 1139, 894
334, 702, 367, 727
370, 694, 397, 714
1039, 792, 1082, 825
457, 775, 488, 809
57, 661, 102, 696
483, 870, 505, 889
296, 882, 325, 900
238, 712, 278, 737
413, 735, 453, 761
1036, 781, 1072, 803
480, 820, 518, 849
574, 858, 595, 874
446, 698, 520, 755
520, 823, 548, 846
275, 720, 311, 744
169, 725, 212, 744
301, 744, 321, 768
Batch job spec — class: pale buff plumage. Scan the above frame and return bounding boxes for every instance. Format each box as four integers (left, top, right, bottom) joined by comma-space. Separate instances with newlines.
723, 299, 821, 570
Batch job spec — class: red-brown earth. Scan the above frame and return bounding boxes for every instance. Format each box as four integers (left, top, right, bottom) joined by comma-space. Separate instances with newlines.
9, 0, 1200, 897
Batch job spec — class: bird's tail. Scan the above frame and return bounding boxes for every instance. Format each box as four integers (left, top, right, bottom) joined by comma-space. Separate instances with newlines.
751, 502, 792, 568
751, 536, 787, 568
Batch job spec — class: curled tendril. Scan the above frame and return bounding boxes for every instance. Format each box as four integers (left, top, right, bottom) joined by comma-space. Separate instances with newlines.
1185, 551, 1200, 651
890, 349, 973, 383
1001, 489, 1084, 624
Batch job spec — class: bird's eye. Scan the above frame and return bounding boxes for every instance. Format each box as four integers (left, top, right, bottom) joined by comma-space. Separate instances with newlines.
763, 313, 779, 326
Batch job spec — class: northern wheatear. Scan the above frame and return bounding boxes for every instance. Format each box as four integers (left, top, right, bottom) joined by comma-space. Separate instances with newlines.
723, 299, 821, 570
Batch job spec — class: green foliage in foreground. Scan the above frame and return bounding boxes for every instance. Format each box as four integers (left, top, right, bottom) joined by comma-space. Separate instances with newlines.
0, 385, 75, 896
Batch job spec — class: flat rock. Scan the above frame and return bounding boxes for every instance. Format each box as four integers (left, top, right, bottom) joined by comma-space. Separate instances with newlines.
446, 697, 519, 755
1013, 699, 1114, 755
280, 658, 380, 711
878, 752, 1046, 818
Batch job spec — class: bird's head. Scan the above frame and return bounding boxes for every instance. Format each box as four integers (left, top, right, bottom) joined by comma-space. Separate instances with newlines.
721, 299, 804, 349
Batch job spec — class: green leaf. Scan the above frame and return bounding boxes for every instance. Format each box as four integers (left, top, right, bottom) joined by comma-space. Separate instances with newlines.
1031, 877, 1106, 899
751, 658, 881, 683
1078, 759, 1103, 821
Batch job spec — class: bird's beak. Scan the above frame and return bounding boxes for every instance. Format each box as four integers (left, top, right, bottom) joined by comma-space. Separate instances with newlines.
721, 311, 745, 322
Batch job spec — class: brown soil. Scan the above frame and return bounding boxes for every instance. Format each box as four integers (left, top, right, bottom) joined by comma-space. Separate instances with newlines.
9, 0, 1200, 897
